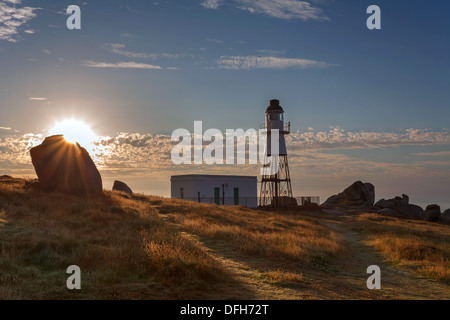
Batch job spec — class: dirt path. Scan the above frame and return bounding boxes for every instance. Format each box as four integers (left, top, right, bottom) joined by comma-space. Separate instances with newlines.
159, 213, 450, 299
321, 217, 450, 299
159, 213, 315, 299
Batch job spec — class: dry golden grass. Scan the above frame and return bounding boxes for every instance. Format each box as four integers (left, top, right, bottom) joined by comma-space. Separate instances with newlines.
2, 175, 448, 299
160, 200, 344, 267
260, 269, 303, 284
0, 176, 227, 299
353, 213, 450, 282
0, 176, 348, 299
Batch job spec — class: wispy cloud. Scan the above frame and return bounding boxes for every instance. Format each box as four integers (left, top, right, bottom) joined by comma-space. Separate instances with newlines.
81, 60, 163, 70
0, 126, 11, 130
200, 0, 224, 9
205, 38, 224, 44
104, 43, 185, 60
0, 0, 38, 42
217, 55, 335, 70
237, 0, 328, 20
200, 0, 328, 21
412, 151, 450, 157
256, 49, 287, 56
29, 97, 47, 101
119, 33, 135, 38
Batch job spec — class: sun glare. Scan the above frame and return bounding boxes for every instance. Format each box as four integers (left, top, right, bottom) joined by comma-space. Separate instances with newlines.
49, 119, 97, 148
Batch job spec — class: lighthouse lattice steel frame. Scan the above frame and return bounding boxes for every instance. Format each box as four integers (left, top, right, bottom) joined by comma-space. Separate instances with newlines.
259, 99, 294, 207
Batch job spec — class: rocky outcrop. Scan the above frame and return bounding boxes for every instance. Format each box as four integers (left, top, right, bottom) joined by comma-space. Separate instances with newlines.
375, 194, 423, 219
113, 180, 133, 195
421, 204, 441, 222
398, 204, 423, 220
30, 135, 102, 194
322, 181, 375, 207
375, 194, 423, 220
378, 208, 402, 218
440, 209, 450, 225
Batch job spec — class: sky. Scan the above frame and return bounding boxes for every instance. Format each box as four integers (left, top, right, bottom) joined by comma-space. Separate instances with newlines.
0, 0, 449, 209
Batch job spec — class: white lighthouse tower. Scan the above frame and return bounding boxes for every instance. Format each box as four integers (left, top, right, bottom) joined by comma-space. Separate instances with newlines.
259, 99, 294, 207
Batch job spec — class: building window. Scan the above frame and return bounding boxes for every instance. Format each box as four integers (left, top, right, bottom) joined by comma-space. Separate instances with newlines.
180, 187, 184, 199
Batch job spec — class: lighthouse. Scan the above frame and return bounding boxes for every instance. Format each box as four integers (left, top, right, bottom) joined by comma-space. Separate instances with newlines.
259, 99, 294, 207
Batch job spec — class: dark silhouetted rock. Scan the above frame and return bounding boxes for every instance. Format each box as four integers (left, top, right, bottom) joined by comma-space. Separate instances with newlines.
421, 204, 441, 222
440, 209, 450, 225
322, 181, 375, 207
113, 180, 133, 195
375, 194, 409, 209
400, 204, 423, 220
375, 198, 396, 209
375, 194, 423, 220
378, 208, 402, 218
30, 135, 102, 194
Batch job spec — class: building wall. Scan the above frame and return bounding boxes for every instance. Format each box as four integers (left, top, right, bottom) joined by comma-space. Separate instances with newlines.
171, 175, 258, 208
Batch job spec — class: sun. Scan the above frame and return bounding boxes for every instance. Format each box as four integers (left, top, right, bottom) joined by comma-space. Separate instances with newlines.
49, 119, 97, 148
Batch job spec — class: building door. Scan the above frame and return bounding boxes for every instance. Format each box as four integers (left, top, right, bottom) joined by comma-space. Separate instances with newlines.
234, 188, 239, 205
214, 187, 220, 205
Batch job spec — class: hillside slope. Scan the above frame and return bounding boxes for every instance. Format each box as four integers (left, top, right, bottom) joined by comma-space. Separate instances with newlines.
0, 176, 448, 299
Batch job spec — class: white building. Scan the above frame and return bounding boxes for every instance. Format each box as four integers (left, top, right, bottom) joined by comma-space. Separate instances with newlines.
170, 174, 258, 208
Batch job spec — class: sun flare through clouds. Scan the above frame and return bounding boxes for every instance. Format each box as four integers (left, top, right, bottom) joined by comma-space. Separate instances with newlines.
49, 119, 97, 151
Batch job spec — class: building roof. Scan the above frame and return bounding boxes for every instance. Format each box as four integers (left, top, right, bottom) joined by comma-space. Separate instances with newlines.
171, 174, 257, 182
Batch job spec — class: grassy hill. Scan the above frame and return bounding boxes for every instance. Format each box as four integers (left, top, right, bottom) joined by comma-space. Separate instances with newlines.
0, 175, 449, 299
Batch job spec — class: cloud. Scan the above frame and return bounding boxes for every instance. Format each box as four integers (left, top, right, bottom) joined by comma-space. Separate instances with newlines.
2, 128, 450, 203
119, 33, 135, 38
236, 0, 328, 20
104, 43, 185, 60
29, 97, 48, 101
0, 0, 38, 42
81, 61, 163, 70
3, 128, 450, 172
412, 151, 450, 157
200, 0, 328, 21
200, 0, 224, 9
217, 55, 335, 70
88, 128, 450, 178
256, 49, 287, 55
0, 132, 43, 167
287, 127, 450, 151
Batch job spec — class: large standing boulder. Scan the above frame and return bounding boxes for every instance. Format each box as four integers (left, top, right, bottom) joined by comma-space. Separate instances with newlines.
30, 135, 102, 194
421, 204, 441, 222
112, 180, 133, 195
322, 181, 375, 207
440, 209, 450, 225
